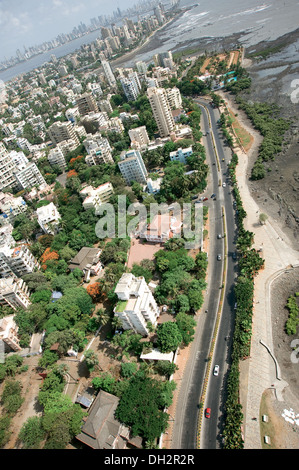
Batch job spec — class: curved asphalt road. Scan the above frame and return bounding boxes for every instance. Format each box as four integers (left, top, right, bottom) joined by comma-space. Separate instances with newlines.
170, 97, 238, 449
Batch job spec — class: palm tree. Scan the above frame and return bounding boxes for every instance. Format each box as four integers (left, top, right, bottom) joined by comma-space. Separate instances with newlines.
97, 308, 110, 326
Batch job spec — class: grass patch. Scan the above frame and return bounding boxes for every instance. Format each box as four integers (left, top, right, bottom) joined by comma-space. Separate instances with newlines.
228, 110, 253, 151
259, 391, 278, 449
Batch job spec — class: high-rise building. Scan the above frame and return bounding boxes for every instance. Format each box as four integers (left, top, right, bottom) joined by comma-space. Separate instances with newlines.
76, 93, 99, 116
47, 147, 67, 170
114, 273, 160, 336
147, 87, 175, 137
0, 192, 27, 224
136, 61, 148, 75
166, 86, 182, 109
128, 126, 150, 148
0, 245, 40, 279
0, 143, 18, 191
48, 121, 80, 146
0, 277, 31, 311
120, 73, 141, 102
83, 133, 114, 165
101, 60, 117, 87
118, 149, 148, 185
14, 163, 45, 190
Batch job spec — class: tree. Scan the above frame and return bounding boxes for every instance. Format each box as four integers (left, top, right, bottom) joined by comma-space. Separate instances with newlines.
86, 282, 102, 302
176, 312, 197, 346
84, 350, 99, 371
156, 322, 182, 353
115, 376, 169, 441
259, 213, 268, 225
18, 416, 46, 449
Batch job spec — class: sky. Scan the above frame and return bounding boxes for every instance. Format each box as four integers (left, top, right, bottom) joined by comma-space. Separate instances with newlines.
0, 0, 139, 61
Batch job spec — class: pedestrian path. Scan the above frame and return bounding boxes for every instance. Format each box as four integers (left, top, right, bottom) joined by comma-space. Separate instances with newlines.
232, 126, 299, 448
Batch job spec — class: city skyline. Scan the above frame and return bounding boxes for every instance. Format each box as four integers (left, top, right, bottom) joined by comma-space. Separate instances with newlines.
0, 0, 150, 62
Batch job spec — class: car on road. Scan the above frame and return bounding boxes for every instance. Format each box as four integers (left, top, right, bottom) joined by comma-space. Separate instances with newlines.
222, 158, 225, 162
232, 252, 237, 260
205, 408, 211, 419
217, 234, 222, 239
222, 182, 226, 187
203, 197, 208, 201
217, 254, 221, 260
195, 200, 202, 204
192, 195, 198, 200
211, 193, 216, 198
213, 365, 219, 376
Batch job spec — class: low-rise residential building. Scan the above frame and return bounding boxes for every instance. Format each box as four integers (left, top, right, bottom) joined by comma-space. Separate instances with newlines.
76, 390, 142, 449
169, 146, 193, 164
80, 183, 114, 212
144, 213, 182, 243
68, 247, 102, 281
114, 273, 160, 336
36, 202, 61, 234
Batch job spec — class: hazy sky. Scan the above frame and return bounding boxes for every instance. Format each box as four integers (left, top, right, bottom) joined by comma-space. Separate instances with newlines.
0, 0, 139, 61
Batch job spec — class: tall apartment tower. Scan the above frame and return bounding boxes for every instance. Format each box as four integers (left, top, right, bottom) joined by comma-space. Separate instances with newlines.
14, 163, 45, 190
118, 149, 148, 185
0, 143, 18, 191
0, 245, 40, 279
128, 126, 150, 148
120, 72, 141, 102
48, 121, 80, 146
114, 273, 160, 336
101, 60, 117, 87
0, 277, 31, 311
76, 93, 99, 116
147, 87, 175, 137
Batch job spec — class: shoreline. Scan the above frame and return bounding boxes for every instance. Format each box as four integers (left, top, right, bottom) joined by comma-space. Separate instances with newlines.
111, 8, 190, 67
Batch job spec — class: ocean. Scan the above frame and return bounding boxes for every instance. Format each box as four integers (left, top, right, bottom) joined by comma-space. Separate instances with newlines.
1, 0, 298, 82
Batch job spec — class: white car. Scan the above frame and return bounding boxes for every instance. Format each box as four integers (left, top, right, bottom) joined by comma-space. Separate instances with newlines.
213, 365, 220, 376
222, 182, 226, 187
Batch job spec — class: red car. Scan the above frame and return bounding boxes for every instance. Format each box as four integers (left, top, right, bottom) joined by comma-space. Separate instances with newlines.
205, 408, 211, 419
203, 197, 208, 201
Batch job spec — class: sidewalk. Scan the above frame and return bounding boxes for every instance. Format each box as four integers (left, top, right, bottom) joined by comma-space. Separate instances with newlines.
220, 93, 299, 448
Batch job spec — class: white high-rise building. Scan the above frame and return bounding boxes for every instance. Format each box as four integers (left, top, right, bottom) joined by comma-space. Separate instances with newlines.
83, 133, 113, 165
47, 147, 67, 170
114, 273, 160, 336
0, 245, 40, 279
120, 72, 141, 102
136, 61, 148, 75
0, 192, 27, 223
101, 60, 117, 87
48, 121, 80, 146
0, 143, 18, 191
147, 86, 175, 138
128, 126, 150, 149
118, 149, 148, 185
14, 163, 45, 190
0, 277, 31, 311
166, 87, 182, 110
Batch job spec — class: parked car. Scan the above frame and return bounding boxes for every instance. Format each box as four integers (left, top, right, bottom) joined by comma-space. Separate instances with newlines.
217, 234, 222, 239
203, 197, 208, 201
205, 408, 211, 418
213, 365, 219, 376
217, 254, 221, 260
232, 252, 237, 260
192, 194, 198, 200
222, 182, 226, 187
211, 193, 216, 198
